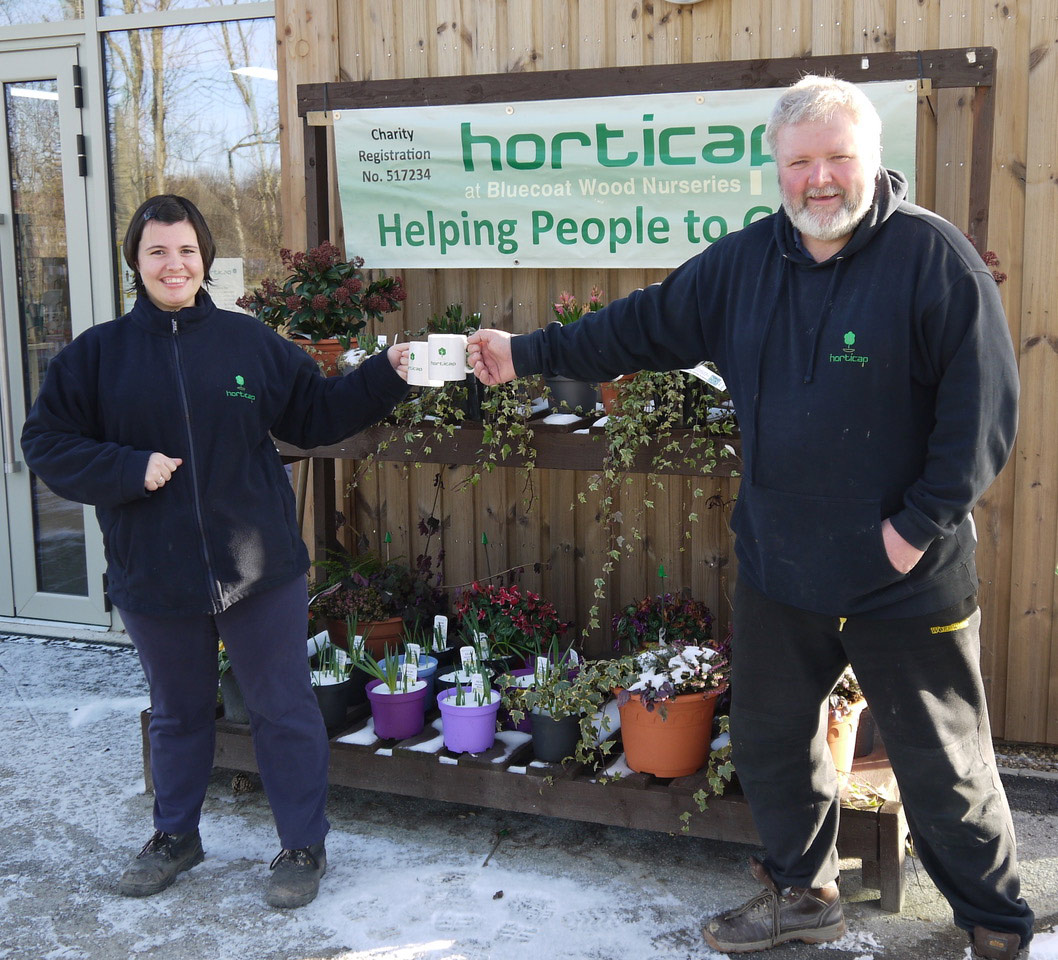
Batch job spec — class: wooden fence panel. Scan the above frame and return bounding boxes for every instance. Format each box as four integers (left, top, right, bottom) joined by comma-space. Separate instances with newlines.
276, 0, 1058, 742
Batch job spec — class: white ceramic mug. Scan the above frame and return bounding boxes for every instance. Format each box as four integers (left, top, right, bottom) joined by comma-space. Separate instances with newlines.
407, 341, 443, 387
427, 333, 474, 382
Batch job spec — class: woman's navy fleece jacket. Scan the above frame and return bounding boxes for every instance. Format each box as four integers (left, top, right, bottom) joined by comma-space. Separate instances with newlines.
512, 170, 1019, 618
21, 292, 408, 617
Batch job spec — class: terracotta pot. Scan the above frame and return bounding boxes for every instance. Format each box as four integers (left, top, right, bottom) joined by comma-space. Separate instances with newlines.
599, 373, 638, 414
296, 337, 353, 377
827, 699, 867, 774
325, 615, 404, 658
618, 684, 726, 778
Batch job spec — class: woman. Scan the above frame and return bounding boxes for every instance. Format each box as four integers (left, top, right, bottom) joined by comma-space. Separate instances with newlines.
20, 195, 409, 909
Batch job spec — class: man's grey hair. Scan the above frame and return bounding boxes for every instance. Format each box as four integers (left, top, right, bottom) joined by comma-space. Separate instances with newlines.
764, 74, 883, 172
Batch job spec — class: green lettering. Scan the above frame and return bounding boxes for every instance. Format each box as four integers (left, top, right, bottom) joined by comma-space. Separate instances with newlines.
551, 130, 591, 168
702, 125, 744, 164
461, 122, 501, 172
506, 132, 546, 170
658, 127, 696, 165
597, 123, 637, 168
750, 124, 773, 167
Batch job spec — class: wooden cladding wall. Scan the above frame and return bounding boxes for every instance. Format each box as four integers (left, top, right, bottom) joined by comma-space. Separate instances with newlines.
276, 0, 1058, 744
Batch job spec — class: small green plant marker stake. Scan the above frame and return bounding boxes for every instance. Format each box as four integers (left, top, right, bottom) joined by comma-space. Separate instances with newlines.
481, 531, 492, 579
384, 530, 392, 561
658, 563, 668, 638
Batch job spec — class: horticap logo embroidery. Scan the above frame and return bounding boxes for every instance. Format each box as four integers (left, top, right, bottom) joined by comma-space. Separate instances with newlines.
828, 330, 870, 366
225, 374, 256, 402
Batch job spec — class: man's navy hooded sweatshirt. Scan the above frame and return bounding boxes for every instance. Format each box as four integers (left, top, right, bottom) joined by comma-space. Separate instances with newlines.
21, 292, 408, 617
512, 170, 1019, 618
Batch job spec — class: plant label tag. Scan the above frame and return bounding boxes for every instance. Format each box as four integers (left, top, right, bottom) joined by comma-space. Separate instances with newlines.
406, 643, 422, 664
681, 362, 726, 391
470, 673, 486, 699
460, 645, 477, 670
402, 661, 419, 685
658, 626, 666, 643
377, 334, 388, 348
351, 634, 366, 655
535, 656, 550, 683
334, 647, 349, 669
568, 649, 580, 665
475, 632, 490, 659
432, 615, 448, 650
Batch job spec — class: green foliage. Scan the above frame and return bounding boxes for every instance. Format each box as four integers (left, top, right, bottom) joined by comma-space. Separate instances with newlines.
353, 647, 413, 694
424, 303, 482, 335
237, 242, 405, 350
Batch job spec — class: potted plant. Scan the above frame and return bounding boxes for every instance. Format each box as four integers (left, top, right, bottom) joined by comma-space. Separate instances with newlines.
396, 640, 440, 709
614, 638, 730, 778
544, 288, 603, 415
455, 580, 569, 669
612, 590, 716, 653
310, 551, 446, 656
308, 636, 354, 730
310, 579, 403, 657
357, 648, 429, 740
828, 666, 867, 774
436, 665, 503, 754
236, 241, 406, 375
501, 648, 612, 764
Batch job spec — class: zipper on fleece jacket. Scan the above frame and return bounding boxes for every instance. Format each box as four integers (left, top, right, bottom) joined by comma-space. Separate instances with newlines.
171, 315, 223, 610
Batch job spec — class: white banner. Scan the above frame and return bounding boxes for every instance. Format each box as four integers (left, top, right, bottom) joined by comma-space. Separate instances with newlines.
334, 81, 917, 269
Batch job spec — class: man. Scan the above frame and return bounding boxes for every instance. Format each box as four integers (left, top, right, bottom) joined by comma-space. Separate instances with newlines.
466, 76, 1034, 958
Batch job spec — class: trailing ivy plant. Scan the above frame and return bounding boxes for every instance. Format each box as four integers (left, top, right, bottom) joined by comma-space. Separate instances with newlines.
579, 367, 737, 634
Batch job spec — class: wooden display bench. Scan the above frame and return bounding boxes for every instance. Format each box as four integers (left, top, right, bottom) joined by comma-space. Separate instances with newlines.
275, 412, 741, 477
140, 705, 908, 913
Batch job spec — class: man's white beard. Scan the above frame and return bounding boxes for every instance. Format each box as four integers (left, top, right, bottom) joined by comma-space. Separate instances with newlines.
782, 183, 872, 243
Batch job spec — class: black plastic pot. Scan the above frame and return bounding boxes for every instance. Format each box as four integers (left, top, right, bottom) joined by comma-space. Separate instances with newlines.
529, 711, 582, 763
348, 665, 370, 707
313, 679, 353, 729
544, 376, 599, 415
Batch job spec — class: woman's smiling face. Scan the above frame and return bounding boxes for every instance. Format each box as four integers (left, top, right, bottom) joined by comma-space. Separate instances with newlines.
136, 219, 204, 311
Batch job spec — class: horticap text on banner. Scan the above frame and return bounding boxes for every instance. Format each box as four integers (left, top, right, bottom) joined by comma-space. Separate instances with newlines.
333, 82, 917, 270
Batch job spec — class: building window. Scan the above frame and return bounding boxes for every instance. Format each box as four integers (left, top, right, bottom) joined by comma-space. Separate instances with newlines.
0, 2, 84, 25
104, 15, 280, 311
100, 0, 258, 14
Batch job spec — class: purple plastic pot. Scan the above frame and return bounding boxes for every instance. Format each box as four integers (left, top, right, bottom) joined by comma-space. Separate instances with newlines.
437, 687, 502, 753
365, 678, 428, 740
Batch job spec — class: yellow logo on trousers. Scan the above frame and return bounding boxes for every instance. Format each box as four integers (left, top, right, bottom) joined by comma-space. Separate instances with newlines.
929, 617, 970, 635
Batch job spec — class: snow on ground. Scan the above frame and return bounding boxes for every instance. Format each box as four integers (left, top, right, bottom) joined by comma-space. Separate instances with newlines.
2, 634, 1057, 960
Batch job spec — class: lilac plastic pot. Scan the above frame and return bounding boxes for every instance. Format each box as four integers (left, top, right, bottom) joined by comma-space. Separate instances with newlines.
365, 678, 428, 740
437, 687, 502, 754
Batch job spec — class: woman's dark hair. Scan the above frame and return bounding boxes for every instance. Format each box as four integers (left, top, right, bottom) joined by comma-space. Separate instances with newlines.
123, 194, 216, 297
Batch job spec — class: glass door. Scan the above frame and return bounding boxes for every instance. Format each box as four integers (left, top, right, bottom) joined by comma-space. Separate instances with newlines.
0, 46, 109, 625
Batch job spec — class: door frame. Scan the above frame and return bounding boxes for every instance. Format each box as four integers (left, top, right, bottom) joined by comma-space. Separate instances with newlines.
0, 43, 110, 625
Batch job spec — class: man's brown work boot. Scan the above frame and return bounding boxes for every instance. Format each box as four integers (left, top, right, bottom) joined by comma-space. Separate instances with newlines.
701, 857, 846, 954
971, 926, 1027, 960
